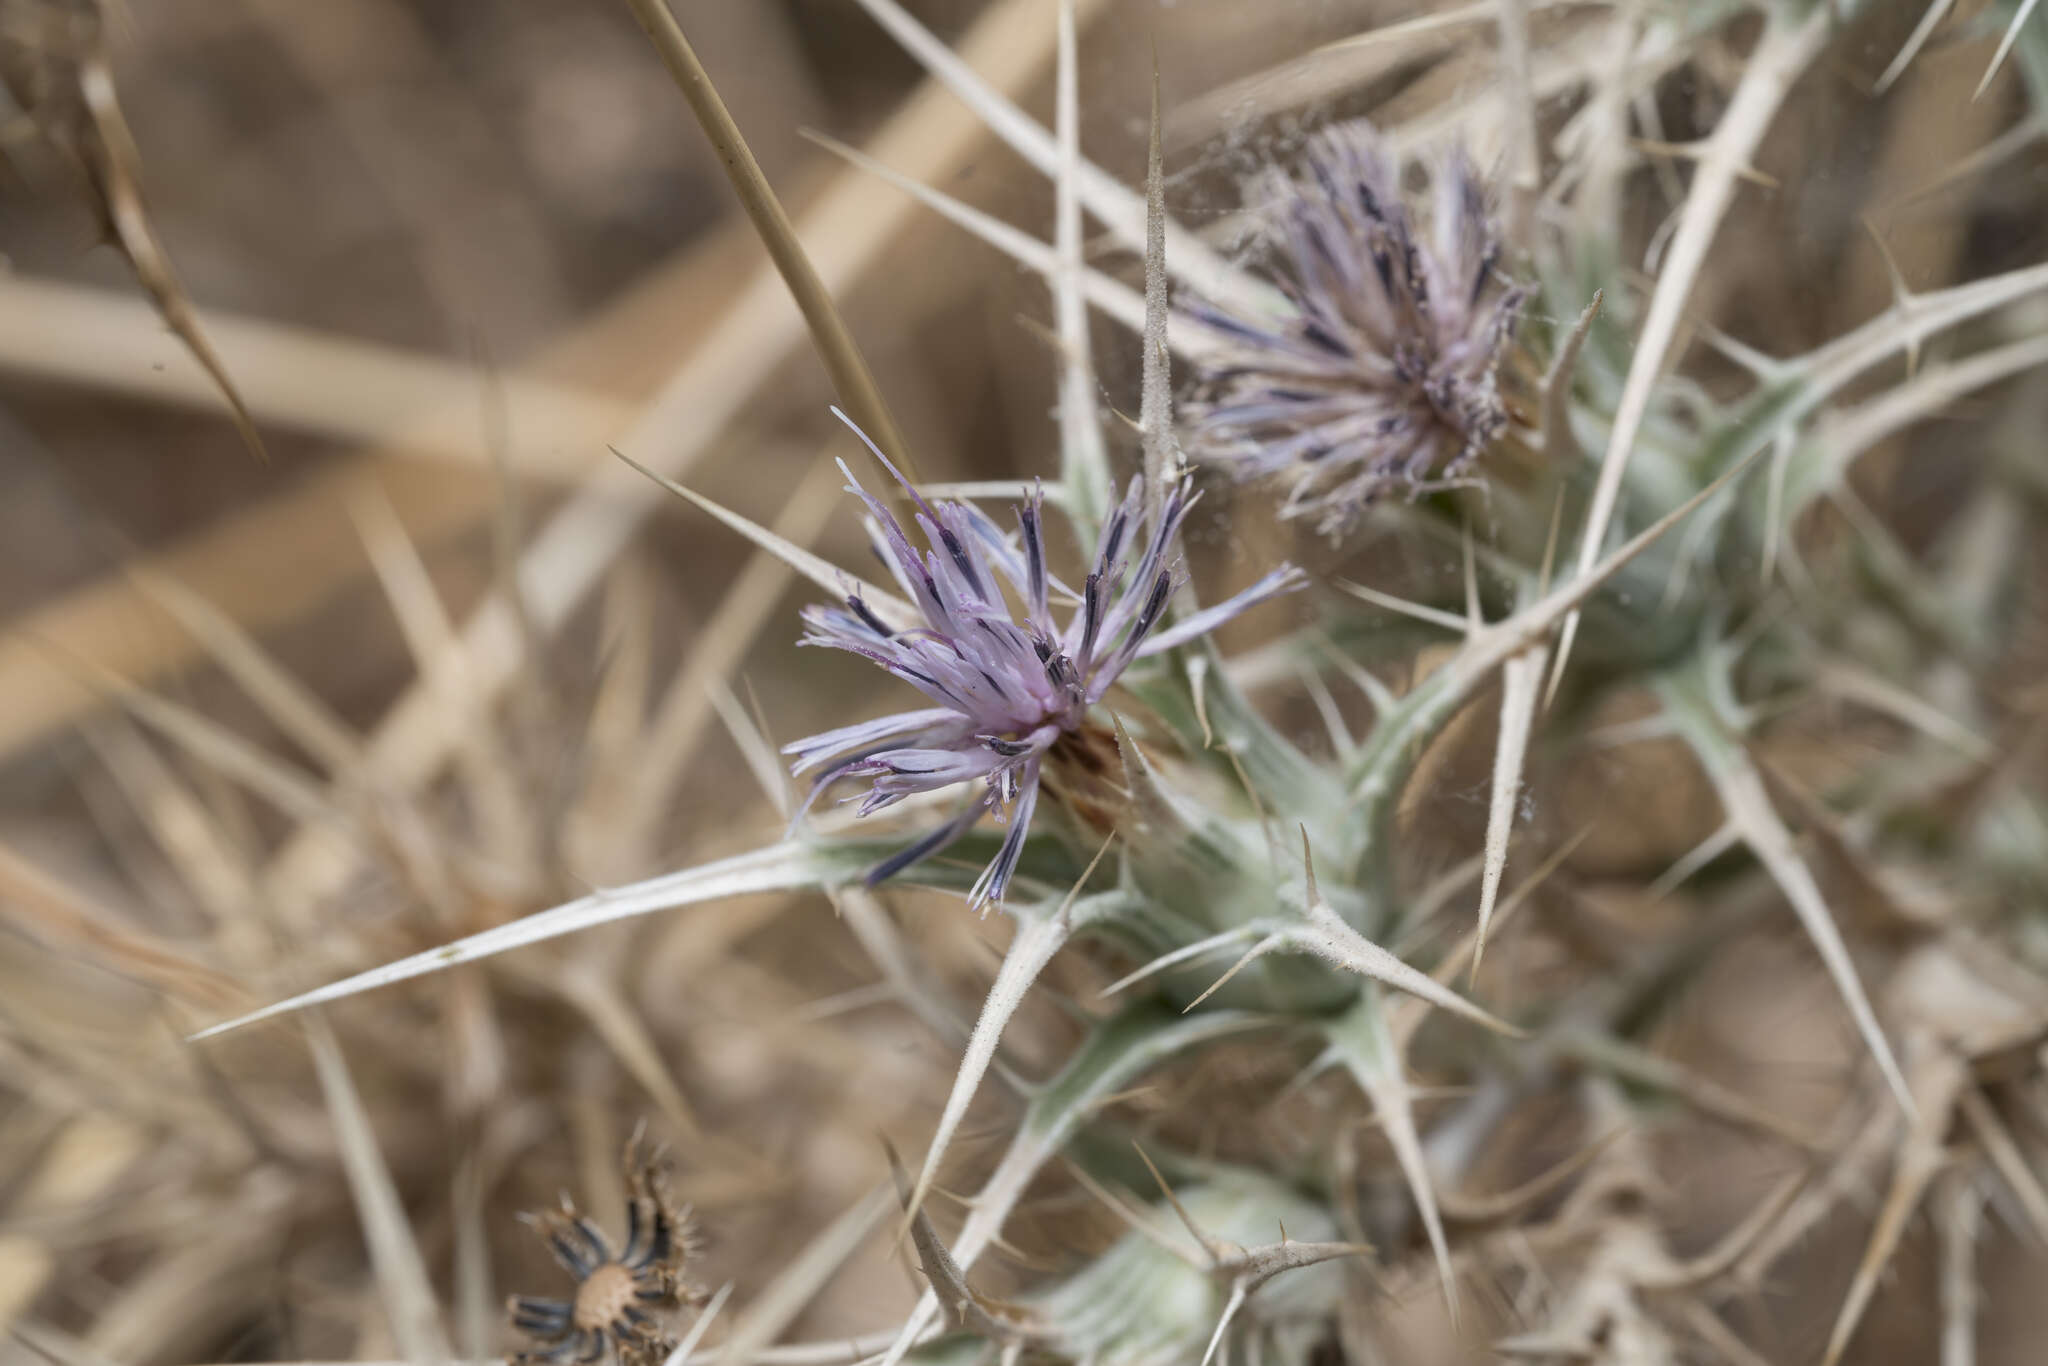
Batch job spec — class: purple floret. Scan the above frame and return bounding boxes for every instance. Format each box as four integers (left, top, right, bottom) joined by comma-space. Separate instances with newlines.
786, 431, 1300, 909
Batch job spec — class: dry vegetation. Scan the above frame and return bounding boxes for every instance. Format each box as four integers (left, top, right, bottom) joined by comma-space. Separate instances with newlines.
3, 2, 2047, 1366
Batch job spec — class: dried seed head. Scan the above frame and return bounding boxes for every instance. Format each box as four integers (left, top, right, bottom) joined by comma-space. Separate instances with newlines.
507, 1141, 704, 1366
1182, 119, 1526, 537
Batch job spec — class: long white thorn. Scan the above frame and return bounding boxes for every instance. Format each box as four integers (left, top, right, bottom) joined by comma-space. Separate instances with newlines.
1976, 0, 2042, 101
1663, 685, 1918, 1121
1877, 0, 1957, 94
1473, 646, 1545, 975
610, 443, 913, 626
901, 910, 1072, 1236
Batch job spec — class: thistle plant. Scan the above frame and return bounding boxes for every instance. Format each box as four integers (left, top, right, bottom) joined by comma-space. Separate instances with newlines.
10, 3, 2048, 1366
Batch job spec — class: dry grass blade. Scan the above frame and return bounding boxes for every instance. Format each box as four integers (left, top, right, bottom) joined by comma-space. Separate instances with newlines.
798, 129, 1159, 349
1937, 1170, 1984, 1366
620, 0, 914, 479
590, 522, 800, 844
1054, 0, 1110, 520
82, 715, 253, 932
1494, 0, 1540, 238
347, 484, 527, 865
45, 643, 362, 841
302, 1014, 454, 1366
660, 1280, 734, 1366
0, 276, 631, 470
1438, 1130, 1620, 1225
1561, 1032, 1824, 1153
72, 46, 265, 460
608, 445, 910, 625
1171, 0, 1584, 144
121, 566, 363, 776
1822, 1124, 1946, 1366
1956, 1088, 2048, 1243
1640, 1170, 1812, 1291
717, 1184, 892, 1366
0, 842, 244, 1010
545, 962, 706, 1141
1138, 66, 1175, 496
846, 0, 1278, 321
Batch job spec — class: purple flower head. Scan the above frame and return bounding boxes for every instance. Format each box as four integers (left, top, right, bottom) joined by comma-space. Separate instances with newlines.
785, 426, 1301, 910
1183, 118, 1526, 538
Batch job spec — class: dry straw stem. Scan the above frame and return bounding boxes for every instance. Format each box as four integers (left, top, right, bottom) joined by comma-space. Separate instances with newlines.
66, 34, 265, 461
619, 0, 916, 480
303, 1014, 456, 1366
0, 275, 632, 474
0, 0, 1097, 778
714, 1182, 892, 1366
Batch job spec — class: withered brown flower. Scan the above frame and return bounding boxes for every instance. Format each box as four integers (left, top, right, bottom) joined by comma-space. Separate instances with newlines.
507, 1145, 703, 1366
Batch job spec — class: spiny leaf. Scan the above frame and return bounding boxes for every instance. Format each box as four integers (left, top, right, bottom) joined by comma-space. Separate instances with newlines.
901, 883, 1129, 1241
1550, 2, 1831, 698
1324, 988, 1457, 1318
877, 1003, 1271, 1366
1659, 662, 1918, 1119
1346, 425, 1779, 817
886, 1142, 1029, 1339
1297, 830, 1519, 1037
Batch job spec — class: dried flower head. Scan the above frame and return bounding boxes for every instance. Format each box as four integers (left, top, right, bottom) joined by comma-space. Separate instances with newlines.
507, 1145, 703, 1366
1182, 118, 1525, 537
786, 435, 1301, 909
